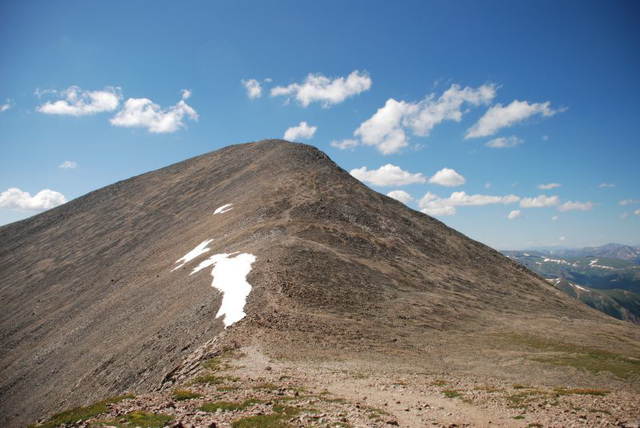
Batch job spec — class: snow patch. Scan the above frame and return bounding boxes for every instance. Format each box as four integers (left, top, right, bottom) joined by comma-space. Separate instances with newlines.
589, 258, 615, 270
573, 284, 587, 291
543, 257, 570, 265
172, 239, 213, 271
191, 252, 256, 327
214, 203, 233, 215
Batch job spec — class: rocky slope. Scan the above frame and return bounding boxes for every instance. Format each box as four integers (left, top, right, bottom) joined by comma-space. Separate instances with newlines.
1, 140, 638, 427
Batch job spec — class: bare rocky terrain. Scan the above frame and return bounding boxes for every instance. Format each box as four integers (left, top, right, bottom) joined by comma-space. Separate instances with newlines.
1, 140, 639, 427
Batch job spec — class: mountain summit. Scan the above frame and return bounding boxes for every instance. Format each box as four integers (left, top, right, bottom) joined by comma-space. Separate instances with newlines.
1, 140, 638, 427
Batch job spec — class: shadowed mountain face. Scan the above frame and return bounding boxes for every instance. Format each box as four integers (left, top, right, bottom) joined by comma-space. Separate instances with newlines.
0, 140, 636, 427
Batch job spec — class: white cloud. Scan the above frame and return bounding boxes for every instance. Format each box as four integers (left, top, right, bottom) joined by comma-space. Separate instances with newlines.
59, 161, 78, 169
354, 98, 416, 155
0, 99, 13, 112
330, 139, 359, 150
466, 100, 561, 138
559, 236, 566, 242
37, 86, 121, 116
404, 83, 497, 136
558, 201, 594, 212
34, 88, 57, 98
110, 93, 198, 133
537, 183, 561, 190
508, 209, 522, 219
620, 212, 629, 219
428, 167, 466, 187
620, 199, 639, 206
485, 135, 523, 148
634, 209, 640, 216
0, 187, 66, 211
350, 164, 426, 187
551, 216, 558, 221
283, 121, 317, 141
354, 83, 496, 154
520, 195, 560, 208
270, 70, 372, 107
241, 79, 263, 99
598, 183, 615, 188
181, 89, 192, 100
419, 191, 520, 216
387, 190, 414, 204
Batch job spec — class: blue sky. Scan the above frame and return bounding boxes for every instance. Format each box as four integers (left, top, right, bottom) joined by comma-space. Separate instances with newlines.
1, 0, 638, 249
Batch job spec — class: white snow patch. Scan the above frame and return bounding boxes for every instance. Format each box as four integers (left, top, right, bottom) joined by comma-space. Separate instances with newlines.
191, 252, 256, 327
524, 253, 530, 257
172, 239, 213, 271
214, 203, 233, 215
543, 257, 570, 265
573, 284, 587, 291
589, 258, 615, 270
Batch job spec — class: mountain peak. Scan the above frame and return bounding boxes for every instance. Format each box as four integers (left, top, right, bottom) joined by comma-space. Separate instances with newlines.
1, 141, 638, 427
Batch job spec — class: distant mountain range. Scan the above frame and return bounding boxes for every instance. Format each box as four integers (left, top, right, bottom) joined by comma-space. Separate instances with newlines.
502, 243, 640, 324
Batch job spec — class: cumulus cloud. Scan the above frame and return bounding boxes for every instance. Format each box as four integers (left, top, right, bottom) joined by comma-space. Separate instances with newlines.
635, 209, 640, 216
551, 216, 559, 221
403, 83, 497, 136
37, 86, 121, 116
241, 79, 263, 99
418, 191, 520, 216
270, 70, 371, 107
0, 99, 13, 112
283, 121, 317, 141
538, 183, 561, 190
181, 89, 192, 100
59, 161, 78, 169
110, 92, 198, 133
354, 83, 496, 155
0, 187, 66, 211
620, 199, 639, 206
520, 195, 560, 208
428, 167, 466, 187
350, 164, 426, 187
330, 139, 359, 150
558, 201, 594, 212
354, 98, 416, 155
598, 183, 615, 188
508, 209, 522, 219
466, 100, 561, 138
387, 190, 414, 204
485, 135, 523, 148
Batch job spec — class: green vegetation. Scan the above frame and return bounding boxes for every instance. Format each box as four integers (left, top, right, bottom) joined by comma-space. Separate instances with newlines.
514, 415, 525, 420
512, 384, 530, 389
442, 389, 461, 398
190, 374, 239, 385
506, 389, 547, 408
252, 382, 279, 391
172, 388, 202, 401
114, 411, 173, 427
432, 379, 447, 386
33, 394, 134, 428
474, 385, 501, 393
506, 334, 640, 379
553, 387, 609, 396
232, 404, 301, 428
200, 398, 264, 413
202, 347, 237, 371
